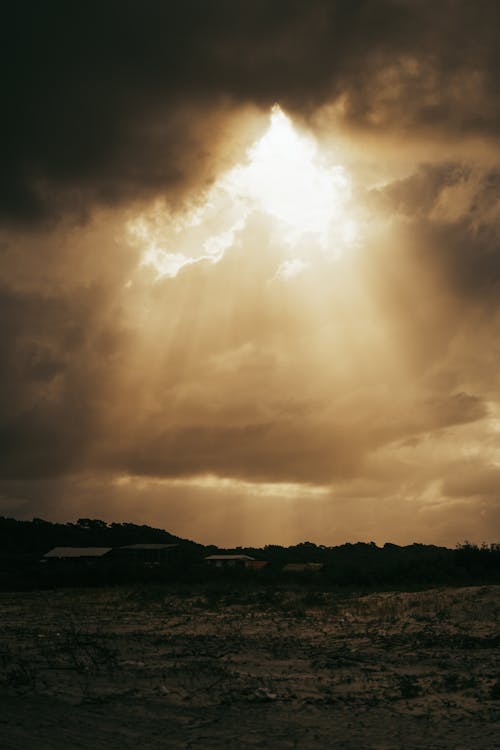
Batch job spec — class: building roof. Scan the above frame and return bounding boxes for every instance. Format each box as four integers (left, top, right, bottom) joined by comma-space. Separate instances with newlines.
43, 547, 112, 558
205, 554, 255, 561
119, 543, 178, 550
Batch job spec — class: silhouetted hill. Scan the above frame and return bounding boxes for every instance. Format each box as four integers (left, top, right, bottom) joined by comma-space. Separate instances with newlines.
0, 516, 201, 559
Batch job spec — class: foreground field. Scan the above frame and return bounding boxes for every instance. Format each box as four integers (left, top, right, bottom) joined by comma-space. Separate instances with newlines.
0, 585, 499, 749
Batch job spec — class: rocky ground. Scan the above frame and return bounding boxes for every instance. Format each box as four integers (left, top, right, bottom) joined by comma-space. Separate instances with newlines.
0, 584, 499, 748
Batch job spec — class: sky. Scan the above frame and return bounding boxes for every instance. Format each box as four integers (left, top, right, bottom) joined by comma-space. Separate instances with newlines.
1, 1, 500, 547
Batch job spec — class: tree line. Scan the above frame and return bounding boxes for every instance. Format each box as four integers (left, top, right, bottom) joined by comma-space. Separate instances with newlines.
0, 516, 499, 591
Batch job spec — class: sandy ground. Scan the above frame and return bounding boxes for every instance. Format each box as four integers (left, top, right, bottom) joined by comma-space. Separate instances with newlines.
0, 584, 499, 749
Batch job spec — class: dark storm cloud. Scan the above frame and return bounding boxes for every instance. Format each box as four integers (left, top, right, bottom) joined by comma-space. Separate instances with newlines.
2, 0, 500, 224
103, 418, 366, 485
372, 163, 500, 304
105, 394, 487, 486
0, 282, 129, 479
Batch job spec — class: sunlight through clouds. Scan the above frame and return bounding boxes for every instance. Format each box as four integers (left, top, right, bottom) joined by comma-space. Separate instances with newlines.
128, 106, 357, 279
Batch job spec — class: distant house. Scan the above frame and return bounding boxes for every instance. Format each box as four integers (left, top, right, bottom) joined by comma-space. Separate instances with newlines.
114, 543, 178, 564
282, 562, 323, 572
205, 554, 256, 569
42, 547, 112, 562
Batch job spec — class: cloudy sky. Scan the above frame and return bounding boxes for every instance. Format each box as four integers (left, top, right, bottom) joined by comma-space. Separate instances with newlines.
2, 1, 500, 546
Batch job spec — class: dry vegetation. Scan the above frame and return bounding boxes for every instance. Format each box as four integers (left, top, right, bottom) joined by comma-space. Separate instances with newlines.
0, 585, 499, 749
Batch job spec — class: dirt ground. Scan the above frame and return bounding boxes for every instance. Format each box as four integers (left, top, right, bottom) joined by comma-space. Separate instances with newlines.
0, 584, 499, 749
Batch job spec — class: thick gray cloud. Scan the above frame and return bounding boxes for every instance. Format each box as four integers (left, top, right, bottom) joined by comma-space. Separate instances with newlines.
375, 164, 500, 298
0, 281, 130, 479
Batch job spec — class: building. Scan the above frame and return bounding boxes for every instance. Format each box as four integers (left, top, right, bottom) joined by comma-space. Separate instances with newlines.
42, 547, 112, 562
204, 554, 256, 569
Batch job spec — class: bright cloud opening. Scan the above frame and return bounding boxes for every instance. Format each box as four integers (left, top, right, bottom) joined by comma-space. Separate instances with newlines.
128, 106, 357, 279
226, 106, 351, 246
